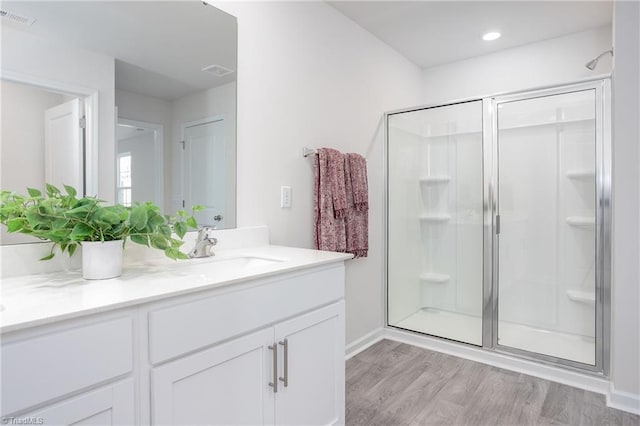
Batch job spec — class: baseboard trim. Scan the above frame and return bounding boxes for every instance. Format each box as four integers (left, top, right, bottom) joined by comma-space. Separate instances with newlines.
607, 385, 640, 415
345, 327, 385, 360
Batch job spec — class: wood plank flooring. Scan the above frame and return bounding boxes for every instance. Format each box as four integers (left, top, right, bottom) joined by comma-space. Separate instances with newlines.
346, 340, 640, 426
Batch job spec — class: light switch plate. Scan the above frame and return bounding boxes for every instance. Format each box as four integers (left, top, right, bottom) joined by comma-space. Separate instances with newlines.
280, 186, 292, 208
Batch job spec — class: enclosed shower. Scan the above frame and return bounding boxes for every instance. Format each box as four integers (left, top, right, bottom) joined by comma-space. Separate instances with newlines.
386, 79, 610, 373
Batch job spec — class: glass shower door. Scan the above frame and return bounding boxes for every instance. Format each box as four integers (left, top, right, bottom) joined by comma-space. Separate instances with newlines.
495, 89, 598, 365
387, 101, 484, 345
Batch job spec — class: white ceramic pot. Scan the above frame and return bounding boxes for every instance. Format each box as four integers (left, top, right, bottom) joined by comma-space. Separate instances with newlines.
81, 240, 124, 280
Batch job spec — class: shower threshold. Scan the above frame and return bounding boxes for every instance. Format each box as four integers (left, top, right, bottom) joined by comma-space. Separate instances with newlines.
393, 308, 595, 365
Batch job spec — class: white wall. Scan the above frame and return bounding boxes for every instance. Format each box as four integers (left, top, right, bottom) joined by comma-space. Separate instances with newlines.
421, 26, 612, 105
610, 0, 640, 413
1, 26, 115, 201
213, 1, 424, 344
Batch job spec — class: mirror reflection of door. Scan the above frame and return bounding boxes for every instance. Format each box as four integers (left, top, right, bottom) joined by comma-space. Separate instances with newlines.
45, 98, 84, 194
0, 79, 86, 244
182, 117, 226, 228
116, 119, 164, 208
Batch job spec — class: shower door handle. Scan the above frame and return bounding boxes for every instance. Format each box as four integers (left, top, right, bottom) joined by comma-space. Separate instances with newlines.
496, 215, 501, 235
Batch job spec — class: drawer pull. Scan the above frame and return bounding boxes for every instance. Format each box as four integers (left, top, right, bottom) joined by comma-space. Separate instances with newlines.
278, 339, 288, 387
268, 343, 278, 393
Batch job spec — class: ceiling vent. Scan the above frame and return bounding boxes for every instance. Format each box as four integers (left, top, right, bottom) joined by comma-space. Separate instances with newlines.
201, 64, 234, 77
0, 9, 36, 26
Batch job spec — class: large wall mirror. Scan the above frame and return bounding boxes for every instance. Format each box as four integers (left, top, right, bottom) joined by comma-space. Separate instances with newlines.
0, 1, 237, 245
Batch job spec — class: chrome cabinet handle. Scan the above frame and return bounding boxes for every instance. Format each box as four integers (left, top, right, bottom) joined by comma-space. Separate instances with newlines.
268, 343, 278, 393
278, 339, 288, 387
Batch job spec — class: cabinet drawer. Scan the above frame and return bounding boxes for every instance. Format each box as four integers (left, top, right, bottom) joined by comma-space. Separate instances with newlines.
148, 265, 344, 364
1, 318, 133, 416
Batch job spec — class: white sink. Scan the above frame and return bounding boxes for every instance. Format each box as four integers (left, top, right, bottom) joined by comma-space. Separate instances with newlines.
164, 255, 286, 279
207, 256, 283, 269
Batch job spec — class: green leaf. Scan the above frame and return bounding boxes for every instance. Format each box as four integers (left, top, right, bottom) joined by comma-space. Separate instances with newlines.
94, 208, 122, 225
68, 244, 77, 256
130, 205, 148, 231
164, 247, 187, 260
27, 187, 42, 197
52, 218, 69, 229
130, 234, 149, 246
69, 223, 93, 240
6, 218, 24, 232
192, 205, 205, 212
186, 217, 198, 229
173, 221, 187, 239
150, 234, 169, 250
159, 224, 172, 238
63, 184, 77, 198
39, 253, 55, 261
65, 204, 93, 217
45, 183, 61, 197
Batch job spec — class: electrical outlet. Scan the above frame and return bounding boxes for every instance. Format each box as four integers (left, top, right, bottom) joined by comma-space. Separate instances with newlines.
280, 186, 292, 208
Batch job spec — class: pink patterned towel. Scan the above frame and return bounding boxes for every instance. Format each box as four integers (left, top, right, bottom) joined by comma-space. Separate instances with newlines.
346, 153, 368, 212
344, 153, 368, 258
314, 148, 346, 252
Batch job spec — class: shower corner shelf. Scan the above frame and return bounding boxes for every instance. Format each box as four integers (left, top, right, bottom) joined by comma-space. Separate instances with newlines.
419, 175, 451, 184
566, 170, 596, 179
566, 289, 596, 304
420, 214, 451, 223
566, 216, 595, 228
419, 273, 450, 284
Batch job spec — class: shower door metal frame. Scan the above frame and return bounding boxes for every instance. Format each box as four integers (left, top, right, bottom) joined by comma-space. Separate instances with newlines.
383, 76, 611, 377
484, 79, 611, 376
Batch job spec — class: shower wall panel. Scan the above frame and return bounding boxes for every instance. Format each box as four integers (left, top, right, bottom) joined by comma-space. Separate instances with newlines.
387, 101, 483, 345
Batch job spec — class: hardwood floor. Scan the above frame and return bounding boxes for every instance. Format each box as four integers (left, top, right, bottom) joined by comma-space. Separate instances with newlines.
346, 340, 640, 426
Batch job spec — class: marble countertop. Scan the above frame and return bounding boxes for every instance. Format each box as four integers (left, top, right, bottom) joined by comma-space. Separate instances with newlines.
0, 245, 352, 334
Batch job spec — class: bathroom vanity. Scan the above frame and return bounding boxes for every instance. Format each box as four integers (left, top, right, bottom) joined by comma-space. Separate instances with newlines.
0, 227, 351, 425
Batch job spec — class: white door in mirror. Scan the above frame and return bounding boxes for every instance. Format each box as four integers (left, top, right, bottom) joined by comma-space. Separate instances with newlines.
45, 98, 84, 195
183, 118, 226, 227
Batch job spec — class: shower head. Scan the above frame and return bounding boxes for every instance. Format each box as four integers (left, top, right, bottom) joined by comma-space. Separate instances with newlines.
585, 49, 613, 70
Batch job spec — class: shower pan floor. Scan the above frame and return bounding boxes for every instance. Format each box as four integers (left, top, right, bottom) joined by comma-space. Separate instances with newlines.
394, 309, 595, 365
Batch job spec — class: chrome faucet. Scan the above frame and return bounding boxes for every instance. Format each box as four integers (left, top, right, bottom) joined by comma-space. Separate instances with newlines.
189, 226, 218, 258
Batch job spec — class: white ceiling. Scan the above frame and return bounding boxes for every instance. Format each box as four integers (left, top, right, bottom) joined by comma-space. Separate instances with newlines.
2, 1, 237, 100
328, 1, 613, 69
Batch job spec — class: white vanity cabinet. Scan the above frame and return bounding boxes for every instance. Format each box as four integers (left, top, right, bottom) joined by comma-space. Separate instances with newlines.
0, 253, 348, 426
0, 315, 136, 425
147, 265, 346, 425
23, 380, 135, 426
151, 302, 344, 426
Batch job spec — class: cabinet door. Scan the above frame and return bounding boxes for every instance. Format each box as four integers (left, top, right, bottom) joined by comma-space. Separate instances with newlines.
152, 327, 275, 425
25, 379, 134, 426
274, 302, 345, 426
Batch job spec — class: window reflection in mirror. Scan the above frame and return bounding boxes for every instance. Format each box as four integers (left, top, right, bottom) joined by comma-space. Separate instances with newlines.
0, 1, 237, 246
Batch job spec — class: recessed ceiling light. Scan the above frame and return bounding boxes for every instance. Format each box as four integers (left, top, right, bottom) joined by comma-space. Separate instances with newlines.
482, 32, 501, 41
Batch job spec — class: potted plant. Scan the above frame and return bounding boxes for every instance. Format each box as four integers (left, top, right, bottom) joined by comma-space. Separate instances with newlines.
0, 184, 202, 279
